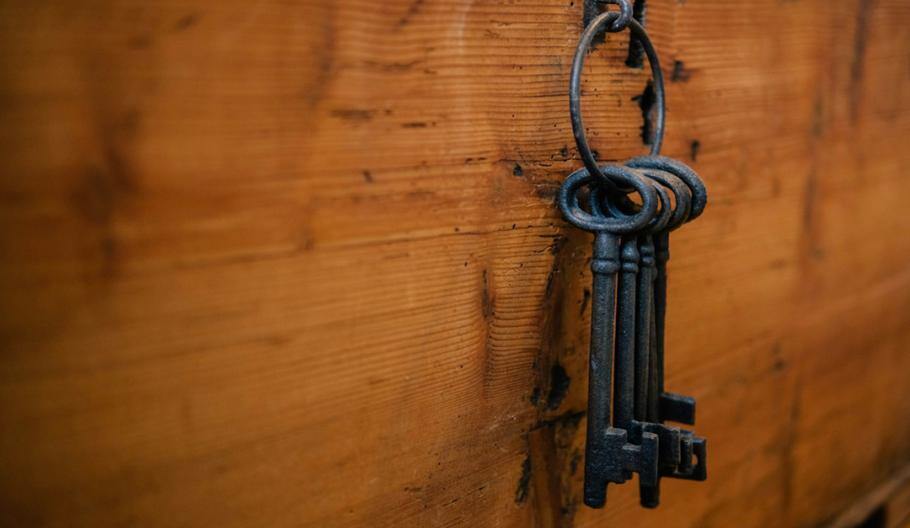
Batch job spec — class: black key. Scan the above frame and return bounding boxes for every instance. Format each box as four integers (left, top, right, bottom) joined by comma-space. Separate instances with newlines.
626, 156, 706, 425
558, 164, 661, 508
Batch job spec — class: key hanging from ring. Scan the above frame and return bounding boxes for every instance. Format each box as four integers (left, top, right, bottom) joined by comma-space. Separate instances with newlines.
556, 0, 708, 510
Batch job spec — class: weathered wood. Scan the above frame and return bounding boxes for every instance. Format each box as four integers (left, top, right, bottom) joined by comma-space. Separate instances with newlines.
0, 1, 908, 526
828, 465, 910, 528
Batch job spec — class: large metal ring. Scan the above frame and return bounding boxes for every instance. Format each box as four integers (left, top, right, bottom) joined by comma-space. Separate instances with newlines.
570, 13, 666, 191
558, 164, 657, 233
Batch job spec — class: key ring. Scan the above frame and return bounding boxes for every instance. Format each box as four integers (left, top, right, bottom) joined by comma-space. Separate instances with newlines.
570, 8, 666, 192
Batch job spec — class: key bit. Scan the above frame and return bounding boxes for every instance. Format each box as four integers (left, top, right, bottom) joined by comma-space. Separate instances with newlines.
660, 392, 696, 425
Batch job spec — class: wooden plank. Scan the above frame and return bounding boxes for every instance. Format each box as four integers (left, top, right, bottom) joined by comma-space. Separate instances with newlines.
0, 0, 908, 526
827, 464, 910, 528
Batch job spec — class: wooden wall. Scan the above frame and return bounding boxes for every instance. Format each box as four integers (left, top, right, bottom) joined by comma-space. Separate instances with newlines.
1, 1, 909, 526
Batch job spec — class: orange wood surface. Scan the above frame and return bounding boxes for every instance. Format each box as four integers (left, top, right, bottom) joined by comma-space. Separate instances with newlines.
1, 1, 909, 526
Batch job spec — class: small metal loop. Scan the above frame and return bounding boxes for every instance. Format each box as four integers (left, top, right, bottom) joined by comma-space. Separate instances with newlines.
594, 172, 674, 235
597, 0, 634, 32
640, 183, 673, 234
625, 156, 707, 221
559, 164, 657, 234
570, 16, 666, 191
638, 170, 692, 231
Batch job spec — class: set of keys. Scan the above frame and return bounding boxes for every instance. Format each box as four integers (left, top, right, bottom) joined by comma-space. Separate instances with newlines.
557, 0, 709, 509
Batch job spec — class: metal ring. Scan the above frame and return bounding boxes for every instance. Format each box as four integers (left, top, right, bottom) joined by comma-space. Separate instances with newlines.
594, 172, 675, 235
558, 164, 657, 233
570, 14, 666, 191
626, 156, 707, 221
649, 184, 673, 234
597, 0, 634, 32
637, 170, 692, 231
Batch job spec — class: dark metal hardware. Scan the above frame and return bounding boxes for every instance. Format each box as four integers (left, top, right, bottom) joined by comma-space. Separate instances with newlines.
557, 0, 709, 510
570, 6, 665, 193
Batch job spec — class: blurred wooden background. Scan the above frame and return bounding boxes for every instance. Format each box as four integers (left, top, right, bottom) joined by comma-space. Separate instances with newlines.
1, 1, 909, 526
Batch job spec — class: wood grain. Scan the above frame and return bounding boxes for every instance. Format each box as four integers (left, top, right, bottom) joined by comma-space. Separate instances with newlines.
0, 0, 908, 526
